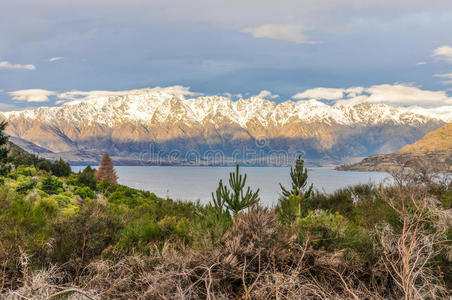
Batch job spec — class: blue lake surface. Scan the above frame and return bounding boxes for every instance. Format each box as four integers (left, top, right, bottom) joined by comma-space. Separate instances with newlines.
71, 166, 389, 207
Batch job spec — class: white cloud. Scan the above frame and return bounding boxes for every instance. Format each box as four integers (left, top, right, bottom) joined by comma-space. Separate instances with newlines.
222, 92, 243, 99
0, 61, 36, 70
434, 73, 452, 85
344, 87, 365, 98
57, 86, 203, 103
293, 84, 452, 107
416, 61, 427, 65
57, 90, 134, 103
49, 57, 64, 62
9, 89, 56, 102
254, 90, 279, 99
364, 84, 451, 106
292, 87, 345, 100
241, 24, 317, 44
432, 45, 452, 64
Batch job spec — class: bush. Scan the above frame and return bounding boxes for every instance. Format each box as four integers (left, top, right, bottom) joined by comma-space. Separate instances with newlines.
51, 158, 71, 177
52, 194, 76, 207
75, 186, 96, 200
296, 210, 347, 251
118, 217, 161, 250
15, 181, 37, 194
16, 165, 34, 177
52, 202, 123, 267
36, 159, 52, 172
76, 166, 97, 190
34, 197, 58, 216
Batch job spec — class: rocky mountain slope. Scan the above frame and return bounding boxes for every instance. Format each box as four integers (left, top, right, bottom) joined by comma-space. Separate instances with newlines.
1, 88, 451, 165
338, 122, 452, 171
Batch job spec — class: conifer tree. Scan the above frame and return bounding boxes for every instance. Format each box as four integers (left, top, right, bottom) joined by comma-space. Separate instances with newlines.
95, 152, 118, 184
211, 164, 260, 216
279, 155, 313, 218
41, 175, 59, 195
0, 121, 11, 176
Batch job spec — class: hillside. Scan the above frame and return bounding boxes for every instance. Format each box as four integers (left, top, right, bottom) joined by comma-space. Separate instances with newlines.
1, 87, 451, 166
338, 122, 452, 171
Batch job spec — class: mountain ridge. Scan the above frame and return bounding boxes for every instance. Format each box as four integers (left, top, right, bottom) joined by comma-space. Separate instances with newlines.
1, 88, 451, 166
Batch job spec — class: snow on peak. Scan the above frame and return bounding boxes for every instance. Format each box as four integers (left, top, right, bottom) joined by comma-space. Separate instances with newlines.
3, 88, 451, 129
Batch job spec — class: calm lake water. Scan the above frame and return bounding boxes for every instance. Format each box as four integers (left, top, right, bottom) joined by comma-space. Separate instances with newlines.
72, 166, 389, 207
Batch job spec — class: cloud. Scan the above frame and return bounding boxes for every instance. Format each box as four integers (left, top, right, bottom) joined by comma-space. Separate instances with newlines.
434, 73, 452, 85
254, 90, 279, 99
293, 87, 345, 100
416, 61, 427, 65
241, 24, 317, 44
432, 45, 452, 64
49, 57, 64, 62
344, 87, 365, 98
364, 84, 451, 106
57, 90, 135, 103
0, 61, 36, 70
58, 86, 203, 103
9, 89, 56, 102
294, 84, 452, 107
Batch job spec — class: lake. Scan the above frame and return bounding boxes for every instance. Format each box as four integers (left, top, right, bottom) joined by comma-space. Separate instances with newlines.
71, 166, 389, 207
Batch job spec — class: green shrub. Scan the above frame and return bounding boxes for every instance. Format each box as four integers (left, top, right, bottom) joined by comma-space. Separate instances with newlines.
36, 159, 52, 172
52, 202, 123, 265
75, 186, 96, 199
52, 194, 76, 208
118, 217, 161, 250
41, 175, 62, 195
76, 166, 97, 190
16, 165, 34, 177
15, 181, 37, 194
35, 197, 58, 216
296, 210, 347, 251
51, 158, 71, 177
158, 215, 190, 240
276, 194, 302, 222
308, 188, 354, 217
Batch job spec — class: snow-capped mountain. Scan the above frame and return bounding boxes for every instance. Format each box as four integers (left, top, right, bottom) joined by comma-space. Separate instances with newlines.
1, 88, 451, 165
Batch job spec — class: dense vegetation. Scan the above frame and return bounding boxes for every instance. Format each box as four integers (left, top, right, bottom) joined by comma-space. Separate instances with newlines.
0, 123, 450, 299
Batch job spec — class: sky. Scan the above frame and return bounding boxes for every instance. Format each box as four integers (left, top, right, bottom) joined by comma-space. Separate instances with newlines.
1, 0, 452, 111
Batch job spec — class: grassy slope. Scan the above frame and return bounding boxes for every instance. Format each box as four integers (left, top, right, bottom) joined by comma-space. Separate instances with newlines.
397, 122, 452, 154
338, 123, 452, 171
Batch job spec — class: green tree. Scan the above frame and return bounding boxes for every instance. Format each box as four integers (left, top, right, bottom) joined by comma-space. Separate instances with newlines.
0, 121, 11, 176
36, 159, 52, 172
51, 158, 71, 177
211, 179, 227, 217
212, 164, 260, 216
77, 166, 97, 190
278, 155, 313, 219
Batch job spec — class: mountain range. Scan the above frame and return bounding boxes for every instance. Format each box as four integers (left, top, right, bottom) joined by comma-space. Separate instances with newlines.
1, 88, 452, 166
